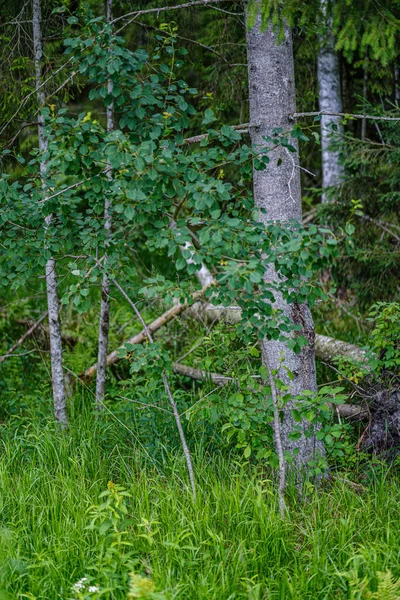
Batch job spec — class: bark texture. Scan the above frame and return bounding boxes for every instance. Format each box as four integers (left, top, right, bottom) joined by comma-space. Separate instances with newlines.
95, 0, 114, 406
246, 9, 325, 470
315, 334, 366, 364
317, 0, 344, 203
33, 0, 67, 425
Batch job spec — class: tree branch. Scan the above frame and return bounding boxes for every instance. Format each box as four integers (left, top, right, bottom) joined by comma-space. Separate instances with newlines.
0, 310, 48, 363
183, 123, 250, 145
291, 111, 400, 122
112, 0, 239, 24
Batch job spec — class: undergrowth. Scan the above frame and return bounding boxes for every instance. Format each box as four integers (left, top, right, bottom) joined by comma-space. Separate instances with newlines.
0, 408, 400, 599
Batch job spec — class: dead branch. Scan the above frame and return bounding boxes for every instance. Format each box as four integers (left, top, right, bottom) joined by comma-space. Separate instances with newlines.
173, 362, 234, 385
112, 0, 239, 24
183, 123, 250, 145
291, 111, 400, 122
0, 310, 48, 364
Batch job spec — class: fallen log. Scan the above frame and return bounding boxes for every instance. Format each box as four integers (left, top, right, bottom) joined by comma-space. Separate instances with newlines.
315, 334, 366, 364
172, 362, 234, 386
186, 300, 368, 364
171, 361, 368, 419
83, 300, 368, 381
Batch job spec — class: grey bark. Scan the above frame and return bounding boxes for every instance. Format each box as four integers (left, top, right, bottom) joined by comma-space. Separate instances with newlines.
395, 64, 400, 106
361, 55, 368, 141
315, 334, 366, 364
317, 0, 344, 203
33, 0, 67, 426
95, 0, 114, 406
246, 8, 325, 471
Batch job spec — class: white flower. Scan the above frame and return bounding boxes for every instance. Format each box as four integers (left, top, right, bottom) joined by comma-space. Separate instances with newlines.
72, 577, 88, 592
88, 586, 99, 593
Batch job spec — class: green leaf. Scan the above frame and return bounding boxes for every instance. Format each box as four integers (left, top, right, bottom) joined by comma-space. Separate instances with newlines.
291, 409, 302, 423
243, 445, 251, 458
125, 206, 136, 221
250, 271, 262, 284
99, 519, 113, 535
202, 109, 216, 125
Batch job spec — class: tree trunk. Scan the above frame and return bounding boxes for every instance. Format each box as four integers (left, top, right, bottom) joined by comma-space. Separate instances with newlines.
32, 0, 67, 426
361, 55, 368, 141
95, 0, 114, 406
395, 64, 400, 106
246, 7, 325, 471
317, 0, 344, 203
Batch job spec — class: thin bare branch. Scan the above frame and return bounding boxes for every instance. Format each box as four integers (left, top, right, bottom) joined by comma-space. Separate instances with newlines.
291, 110, 400, 122
111, 276, 197, 500
183, 123, 249, 145
0, 310, 48, 363
0, 58, 73, 137
112, 0, 239, 24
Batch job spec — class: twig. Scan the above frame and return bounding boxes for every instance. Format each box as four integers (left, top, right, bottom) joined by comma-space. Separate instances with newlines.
0, 349, 41, 359
183, 123, 250, 145
321, 361, 367, 395
374, 122, 385, 145
360, 214, 400, 243
116, 395, 173, 415
264, 355, 287, 517
0, 58, 73, 136
3, 121, 39, 149
183, 110, 400, 151
136, 20, 234, 66
39, 166, 111, 204
111, 276, 197, 500
0, 310, 48, 364
83, 287, 207, 380
112, 0, 238, 24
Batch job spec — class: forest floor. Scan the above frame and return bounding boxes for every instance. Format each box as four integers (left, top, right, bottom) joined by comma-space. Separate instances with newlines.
0, 410, 399, 600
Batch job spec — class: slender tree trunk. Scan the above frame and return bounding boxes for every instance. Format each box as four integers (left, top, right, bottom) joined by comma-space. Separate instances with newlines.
395, 63, 400, 106
32, 0, 67, 426
95, 0, 114, 406
246, 7, 325, 473
361, 55, 368, 141
317, 0, 344, 203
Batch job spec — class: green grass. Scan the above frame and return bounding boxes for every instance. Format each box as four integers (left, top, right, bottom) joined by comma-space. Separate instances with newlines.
1, 410, 400, 599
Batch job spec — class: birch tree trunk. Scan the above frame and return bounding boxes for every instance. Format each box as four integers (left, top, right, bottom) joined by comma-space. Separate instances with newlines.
32, 0, 67, 426
95, 0, 114, 406
246, 8, 325, 472
317, 0, 344, 203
